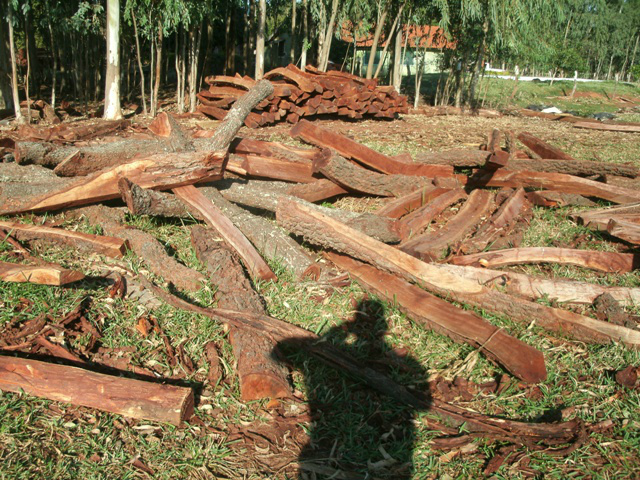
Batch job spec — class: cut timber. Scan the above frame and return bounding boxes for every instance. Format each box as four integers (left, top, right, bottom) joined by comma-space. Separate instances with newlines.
573, 203, 640, 230
314, 151, 431, 197
1, 152, 226, 215
400, 189, 494, 260
526, 191, 596, 208
413, 149, 491, 167
118, 178, 200, 219
517, 132, 576, 160
608, 219, 640, 244
0, 356, 193, 425
264, 67, 321, 93
396, 189, 468, 241
449, 247, 640, 273
287, 179, 348, 202
173, 185, 276, 282
233, 153, 315, 183
499, 158, 638, 178
276, 197, 640, 346
462, 188, 530, 253
0, 221, 128, 258
470, 169, 640, 204
291, 120, 454, 177
574, 122, 640, 133
375, 186, 447, 219
15, 119, 130, 143
431, 263, 640, 306
191, 226, 291, 401
327, 253, 546, 383
143, 277, 583, 447
0, 261, 84, 286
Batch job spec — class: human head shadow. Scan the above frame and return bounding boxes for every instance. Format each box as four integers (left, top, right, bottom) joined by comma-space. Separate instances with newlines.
275, 298, 430, 480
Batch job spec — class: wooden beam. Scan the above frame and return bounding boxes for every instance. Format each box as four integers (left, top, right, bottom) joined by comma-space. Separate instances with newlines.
173, 185, 277, 282
287, 179, 349, 202
0, 221, 128, 258
327, 252, 547, 383
517, 132, 576, 160
608, 219, 640, 244
0, 261, 84, 285
449, 247, 640, 273
0, 356, 193, 425
574, 122, 640, 133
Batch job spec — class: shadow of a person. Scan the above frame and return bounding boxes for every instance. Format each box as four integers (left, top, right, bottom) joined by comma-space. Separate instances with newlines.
276, 298, 429, 480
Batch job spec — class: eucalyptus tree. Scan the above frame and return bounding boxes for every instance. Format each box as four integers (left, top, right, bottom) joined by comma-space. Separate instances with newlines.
255, 0, 266, 78
104, 0, 123, 119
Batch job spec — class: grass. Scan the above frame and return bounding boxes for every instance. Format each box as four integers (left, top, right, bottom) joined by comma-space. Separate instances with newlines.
2, 111, 640, 479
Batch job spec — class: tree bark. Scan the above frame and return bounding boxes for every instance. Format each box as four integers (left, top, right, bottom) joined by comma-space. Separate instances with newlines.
152, 22, 163, 116
7, 5, 22, 122
392, 22, 403, 91
318, 0, 340, 71
300, 0, 308, 71
104, 0, 123, 120
366, 6, 388, 79
373, 1, 405, 80
0, 4, 12, 110
290, 0, 297, 63
255, 0, 266, 79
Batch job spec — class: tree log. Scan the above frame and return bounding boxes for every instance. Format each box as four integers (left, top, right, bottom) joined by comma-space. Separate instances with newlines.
0, 220, 128, 258
501, 158, 638, 178
191, 226, 292, 401
287, 179, 349, 202
470, 169, 640, 204
0, 355, 193, 425
326, 252, 546, 383
573, 122, 640, 133
413, 149, 491, 167
0, 261, 84, 286
608, 219, 640, 244
291, 119, 454, 177
275, 197, 640, 346
375, 186, 448, 218
517, 132, 576, 160
173, 185, 277, 282
449, 247, 639, 273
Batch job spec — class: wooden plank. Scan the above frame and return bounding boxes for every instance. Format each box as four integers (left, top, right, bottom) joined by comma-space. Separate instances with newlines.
375, 186, 449, 218
235, 153, 316, 183
204, 75, 256, 89
400, 189, 494, 260
327, 252, 547, 383
0, 356, 193, 426
396, 188, 468, 241
0, 261, 84, 285
291, 120, 454, 177
287, 179, 349, 202
574, 122, 640, 133
517, 132, 576, 160
264, 67, 321, 93
173, 185, 277, 282
470, 169, 640, 204
0, 221, 128, 258
449, 247, 639, 273
276, 197, 640, 346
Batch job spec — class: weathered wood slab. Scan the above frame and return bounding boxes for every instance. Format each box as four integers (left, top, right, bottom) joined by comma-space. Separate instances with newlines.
327, 252, 547, 383
449, 247, 640, 273
517, 132, 576, 160
0, 261, 84, 286
0, 221, 128, 258
0, 356, 193, 425
287, 179, 349, 202
173, 185, 277, 282
608, 219, 640, 244
574, 122, 640, 133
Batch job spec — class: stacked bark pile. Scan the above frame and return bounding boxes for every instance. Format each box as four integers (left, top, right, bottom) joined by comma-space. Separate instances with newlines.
197, 64, 409, 127
1, 82, 638, 468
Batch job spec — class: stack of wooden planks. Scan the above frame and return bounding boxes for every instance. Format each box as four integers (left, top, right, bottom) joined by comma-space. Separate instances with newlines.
197, 64, 409, 127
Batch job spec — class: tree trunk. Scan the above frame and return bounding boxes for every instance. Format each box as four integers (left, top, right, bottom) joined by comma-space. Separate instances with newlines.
152, 22, 163, 116
300, 0, 308, 71
7, 5, 22, 122
290, 0, 297, 63
188, 25, 202, 113
24, 16, 31, 123
392, 23, 403, 91
46, 16, 57, 109
149, 26, 155, 115
104, 0, 123, 120
254, 0, 266, 79
628, 34, 639, 82
366, 6, 388, 79
318, 0, 340, 71
466, 19, 488, 107
606, 53, 614, 80
374, 2, 405, 80
0, 3, 13, 110
224, 0, 233, 75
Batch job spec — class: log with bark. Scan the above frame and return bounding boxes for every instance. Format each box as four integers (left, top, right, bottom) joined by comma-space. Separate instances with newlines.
287, 179, 349, 202
516, 132, 576, 160
494, 157, 638, 178
573, 122, 640, 133
191, 226, 292, 401
327, 252, 547, 383
449, 247, 640, 273
0, 355, 193, 425
608, 219, 640, 244
413, 149, 491, 167
275, 197, 640, 346
291, 120, 453, 177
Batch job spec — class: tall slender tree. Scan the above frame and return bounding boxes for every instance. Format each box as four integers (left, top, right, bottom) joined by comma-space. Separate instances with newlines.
104, 0, 123, 120
255, 0, 266, 79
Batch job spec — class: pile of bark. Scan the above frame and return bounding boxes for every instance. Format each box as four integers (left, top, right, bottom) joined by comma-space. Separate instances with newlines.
1, 79, 637, 469
197, 64, 409, 127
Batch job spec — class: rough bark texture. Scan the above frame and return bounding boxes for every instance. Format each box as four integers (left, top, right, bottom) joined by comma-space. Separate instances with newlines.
470, 169, 640, 204
450, 247, 640, 273
276, 198, 640, 346
315, 151, 431, 197
400, 189, 494, 260
503, 158, 638, 178
68, 206, 205, 292
0, 261, 84, 285
0, 220, 128, 258
173, 185, 277, 282
0, 356, 193, 425
0, 163, 72, 213
291, 119, 453, 177
413, 149, 491, 167
118, 177, 201, 219
327, 252, 546, 383
190, 225, 292, 401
